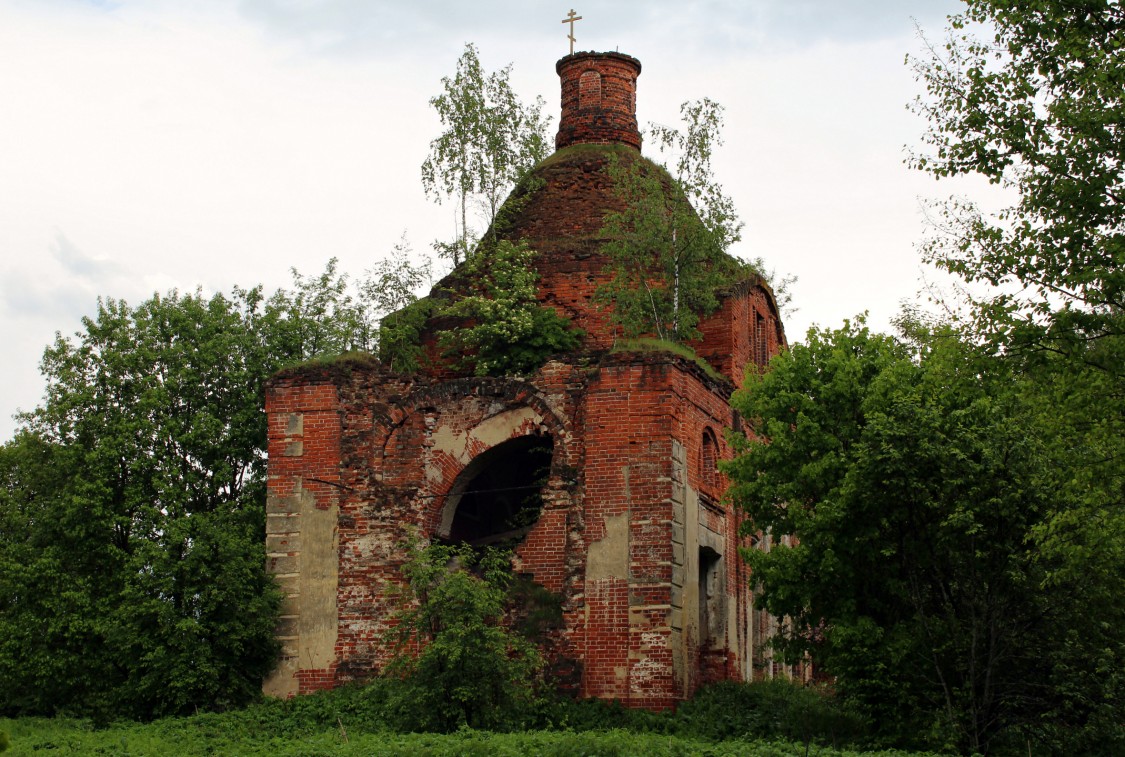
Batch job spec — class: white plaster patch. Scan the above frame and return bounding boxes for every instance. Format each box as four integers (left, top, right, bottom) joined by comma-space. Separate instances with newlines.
350, 531, 398, 557
430, 425, 468, 464
630, 655, 665, 691
470, 407, 538, 449
587, 513, 630, 580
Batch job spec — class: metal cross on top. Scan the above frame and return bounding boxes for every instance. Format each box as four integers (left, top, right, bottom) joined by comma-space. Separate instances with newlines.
561, 9, 582, 54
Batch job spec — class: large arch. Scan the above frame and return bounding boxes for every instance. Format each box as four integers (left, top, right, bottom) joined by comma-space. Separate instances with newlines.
373, 377, 572, 474
366, 377, 573, 545
436, 433, 555, 547
418, 403, 564, 537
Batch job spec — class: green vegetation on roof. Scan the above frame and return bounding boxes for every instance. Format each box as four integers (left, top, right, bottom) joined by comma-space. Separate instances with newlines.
609, 337, 727, 384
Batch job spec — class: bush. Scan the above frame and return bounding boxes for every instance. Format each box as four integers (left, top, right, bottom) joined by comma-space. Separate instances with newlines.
530, 679, 866, 751
531, 694, 668, 734
383, 542, 545, 732
437, 239, 582, 377
671, 680, 867, 748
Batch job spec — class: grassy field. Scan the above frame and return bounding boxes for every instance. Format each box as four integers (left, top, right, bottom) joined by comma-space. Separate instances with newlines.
0, 717, 944, 756
0, 680, 952, 756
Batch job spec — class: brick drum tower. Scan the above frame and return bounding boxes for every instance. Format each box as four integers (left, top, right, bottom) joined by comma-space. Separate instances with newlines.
262, 50, 787, 708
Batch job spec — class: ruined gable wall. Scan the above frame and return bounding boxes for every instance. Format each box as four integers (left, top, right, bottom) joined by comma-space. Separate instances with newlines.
695, 280, 787, 386
263, 350, 761, 706
264, 359, 592, 695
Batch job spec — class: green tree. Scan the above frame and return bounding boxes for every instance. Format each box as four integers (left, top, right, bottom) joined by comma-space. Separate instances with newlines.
0, 248, 434, 720
0, 431, 110, 716
599, 99, 750, 343
0, 290, 283, 720
362, 234, 433, 372
438, 238, 581, 376
265, 258, 370, 357
421, 42, 552, 266
265, 247, 430, 361
726, 318, 1124, 754
909, 0, 1124, 366
383, 541, 543, 732
361, 233, 432, 326
908, 6, 1125, 750
649, 99, 744, 256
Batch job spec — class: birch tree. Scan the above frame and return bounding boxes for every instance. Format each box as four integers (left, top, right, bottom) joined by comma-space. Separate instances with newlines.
599, 99, 747, 343
421, 43, 551, 266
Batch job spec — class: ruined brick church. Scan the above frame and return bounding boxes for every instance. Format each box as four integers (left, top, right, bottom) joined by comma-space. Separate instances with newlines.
263, 50, 787, 709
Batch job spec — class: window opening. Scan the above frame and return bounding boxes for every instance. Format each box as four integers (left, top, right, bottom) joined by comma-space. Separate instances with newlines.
579, 70, 602, 109
699, 546, 723, 650
445, 434, 554, 548
755, 313, 768, 366
701, 428, 719, 490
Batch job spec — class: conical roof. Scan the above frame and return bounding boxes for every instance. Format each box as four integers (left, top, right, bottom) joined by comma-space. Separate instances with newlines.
408, 50, 758, 373
486, 142, 698, 348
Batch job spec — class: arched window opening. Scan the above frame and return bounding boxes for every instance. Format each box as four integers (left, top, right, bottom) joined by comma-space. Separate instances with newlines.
754, 312, 769, 366
444, 434, 554, 548
579, 70, 602, 109
701, 428, 719, 490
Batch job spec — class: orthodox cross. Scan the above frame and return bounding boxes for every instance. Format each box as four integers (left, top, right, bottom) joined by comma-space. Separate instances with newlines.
561, 9, 582, 54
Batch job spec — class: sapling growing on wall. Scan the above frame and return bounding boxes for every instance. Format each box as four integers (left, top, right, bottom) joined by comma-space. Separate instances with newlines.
383, 540, 543, 732
438, 238, 581, 376
598, 99, 752, 343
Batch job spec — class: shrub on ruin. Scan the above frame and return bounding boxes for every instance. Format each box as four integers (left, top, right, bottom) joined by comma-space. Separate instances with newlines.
438, 239, 582, 376
382, 541, 545, 732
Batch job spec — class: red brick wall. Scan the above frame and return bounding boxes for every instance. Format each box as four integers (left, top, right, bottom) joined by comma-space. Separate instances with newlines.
572, 352, 758, 707
581, 358, 674, 705
420, 143, 648, 357
264, 379, 343, 695
266, 382, 342, 511
694, 278, 788, 386
264, 346, 773, 707
663, 358, 754, 692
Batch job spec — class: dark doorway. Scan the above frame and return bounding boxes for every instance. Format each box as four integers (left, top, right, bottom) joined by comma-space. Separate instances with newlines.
445, 434, 554, 548
699, 546, 722, 650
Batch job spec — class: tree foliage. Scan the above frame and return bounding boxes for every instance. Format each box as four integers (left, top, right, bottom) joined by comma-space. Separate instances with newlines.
364, 236, 434, 372
0, 289, 284, 720
903, 6, 1125, 749
266, 245, 430, 362
599, 99, 751, 343
383, 541, 543, 732
649, 99, 744, 257
438, 238, 581, 376
421, 42, 552, 266
909, 0, 1125, 365
265, 258, 374, 357
727, 318, 1125, 754
0, 249, 431, 720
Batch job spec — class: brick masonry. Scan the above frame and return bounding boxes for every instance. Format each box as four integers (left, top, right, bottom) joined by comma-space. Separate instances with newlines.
556, 52, 642, 151
262, 50, 788, 707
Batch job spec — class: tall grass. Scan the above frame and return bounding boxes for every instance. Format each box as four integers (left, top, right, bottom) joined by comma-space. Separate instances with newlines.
0, 680, 945, 756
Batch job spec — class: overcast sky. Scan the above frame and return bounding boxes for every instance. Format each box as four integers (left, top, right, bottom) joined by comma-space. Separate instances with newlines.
1, 0, 981, 441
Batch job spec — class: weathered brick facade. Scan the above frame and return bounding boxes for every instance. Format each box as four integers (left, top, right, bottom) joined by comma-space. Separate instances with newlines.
263, 51, 787, 708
